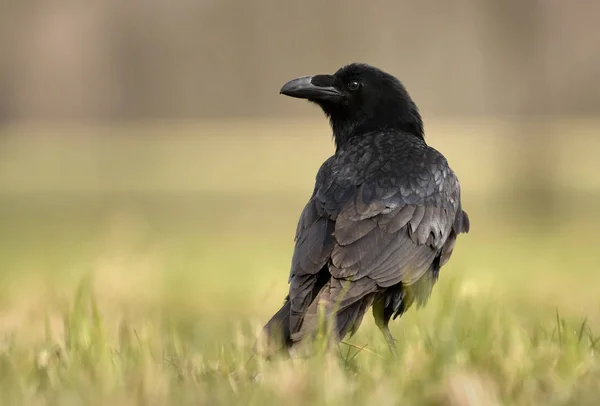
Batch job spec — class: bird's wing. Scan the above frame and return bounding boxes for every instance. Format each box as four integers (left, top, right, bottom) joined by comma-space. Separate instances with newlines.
286, 197, 336, 332
287, 146, 469, 334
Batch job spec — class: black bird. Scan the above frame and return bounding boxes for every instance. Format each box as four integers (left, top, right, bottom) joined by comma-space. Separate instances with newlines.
257, 63, 470, 356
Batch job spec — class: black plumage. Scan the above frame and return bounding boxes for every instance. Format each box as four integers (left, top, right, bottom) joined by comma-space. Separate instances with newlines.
257, 63, 470, 356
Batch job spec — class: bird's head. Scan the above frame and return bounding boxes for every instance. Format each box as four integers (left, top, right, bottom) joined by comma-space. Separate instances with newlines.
280, 63, 424, 147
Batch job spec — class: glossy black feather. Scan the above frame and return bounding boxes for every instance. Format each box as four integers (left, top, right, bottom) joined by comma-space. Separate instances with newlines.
257, 63, 470, 356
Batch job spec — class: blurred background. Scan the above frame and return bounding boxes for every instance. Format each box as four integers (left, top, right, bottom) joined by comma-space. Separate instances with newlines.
1, 0, 599, 340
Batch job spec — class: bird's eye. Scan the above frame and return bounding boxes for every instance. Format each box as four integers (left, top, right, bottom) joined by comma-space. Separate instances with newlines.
347, 81, 360, 91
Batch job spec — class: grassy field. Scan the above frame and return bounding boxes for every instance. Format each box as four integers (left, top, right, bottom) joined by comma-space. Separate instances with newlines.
0, 120, 599, 405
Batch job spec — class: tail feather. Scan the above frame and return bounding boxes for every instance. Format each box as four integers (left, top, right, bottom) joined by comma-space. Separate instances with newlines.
286, 295, 373, 356
255, 299, 291, 356
257, 276, 376, 357
257, 285, 375, 358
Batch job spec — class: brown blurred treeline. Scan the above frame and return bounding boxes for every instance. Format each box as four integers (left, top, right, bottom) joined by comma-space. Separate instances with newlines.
0, 0, 599, 122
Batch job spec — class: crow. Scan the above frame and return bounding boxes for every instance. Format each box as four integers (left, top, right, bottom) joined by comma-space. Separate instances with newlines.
257, 63, 470, 357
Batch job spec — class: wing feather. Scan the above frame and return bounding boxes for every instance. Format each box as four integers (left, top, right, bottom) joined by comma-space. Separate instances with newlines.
285, 138, 469, 340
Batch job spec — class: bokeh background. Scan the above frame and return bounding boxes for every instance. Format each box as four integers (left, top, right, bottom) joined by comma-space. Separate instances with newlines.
0, 2, 600, 402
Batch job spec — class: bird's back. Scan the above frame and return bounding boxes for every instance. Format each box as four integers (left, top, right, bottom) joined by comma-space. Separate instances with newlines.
316, 131, 460, 214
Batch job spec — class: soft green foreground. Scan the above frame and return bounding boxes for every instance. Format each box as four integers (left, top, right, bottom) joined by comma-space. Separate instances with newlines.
0, 120, 599, 405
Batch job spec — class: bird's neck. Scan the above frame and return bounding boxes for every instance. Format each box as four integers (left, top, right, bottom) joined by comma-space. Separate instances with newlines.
326, 99, 425, 150
331, 118, 425, 151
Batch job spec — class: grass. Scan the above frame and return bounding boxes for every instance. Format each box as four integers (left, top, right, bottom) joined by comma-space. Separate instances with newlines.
0, 119, 599, 405
1, 274, 598, 405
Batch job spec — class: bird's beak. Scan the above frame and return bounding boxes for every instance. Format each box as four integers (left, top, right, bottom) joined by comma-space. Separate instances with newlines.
280, 75, 343, 101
